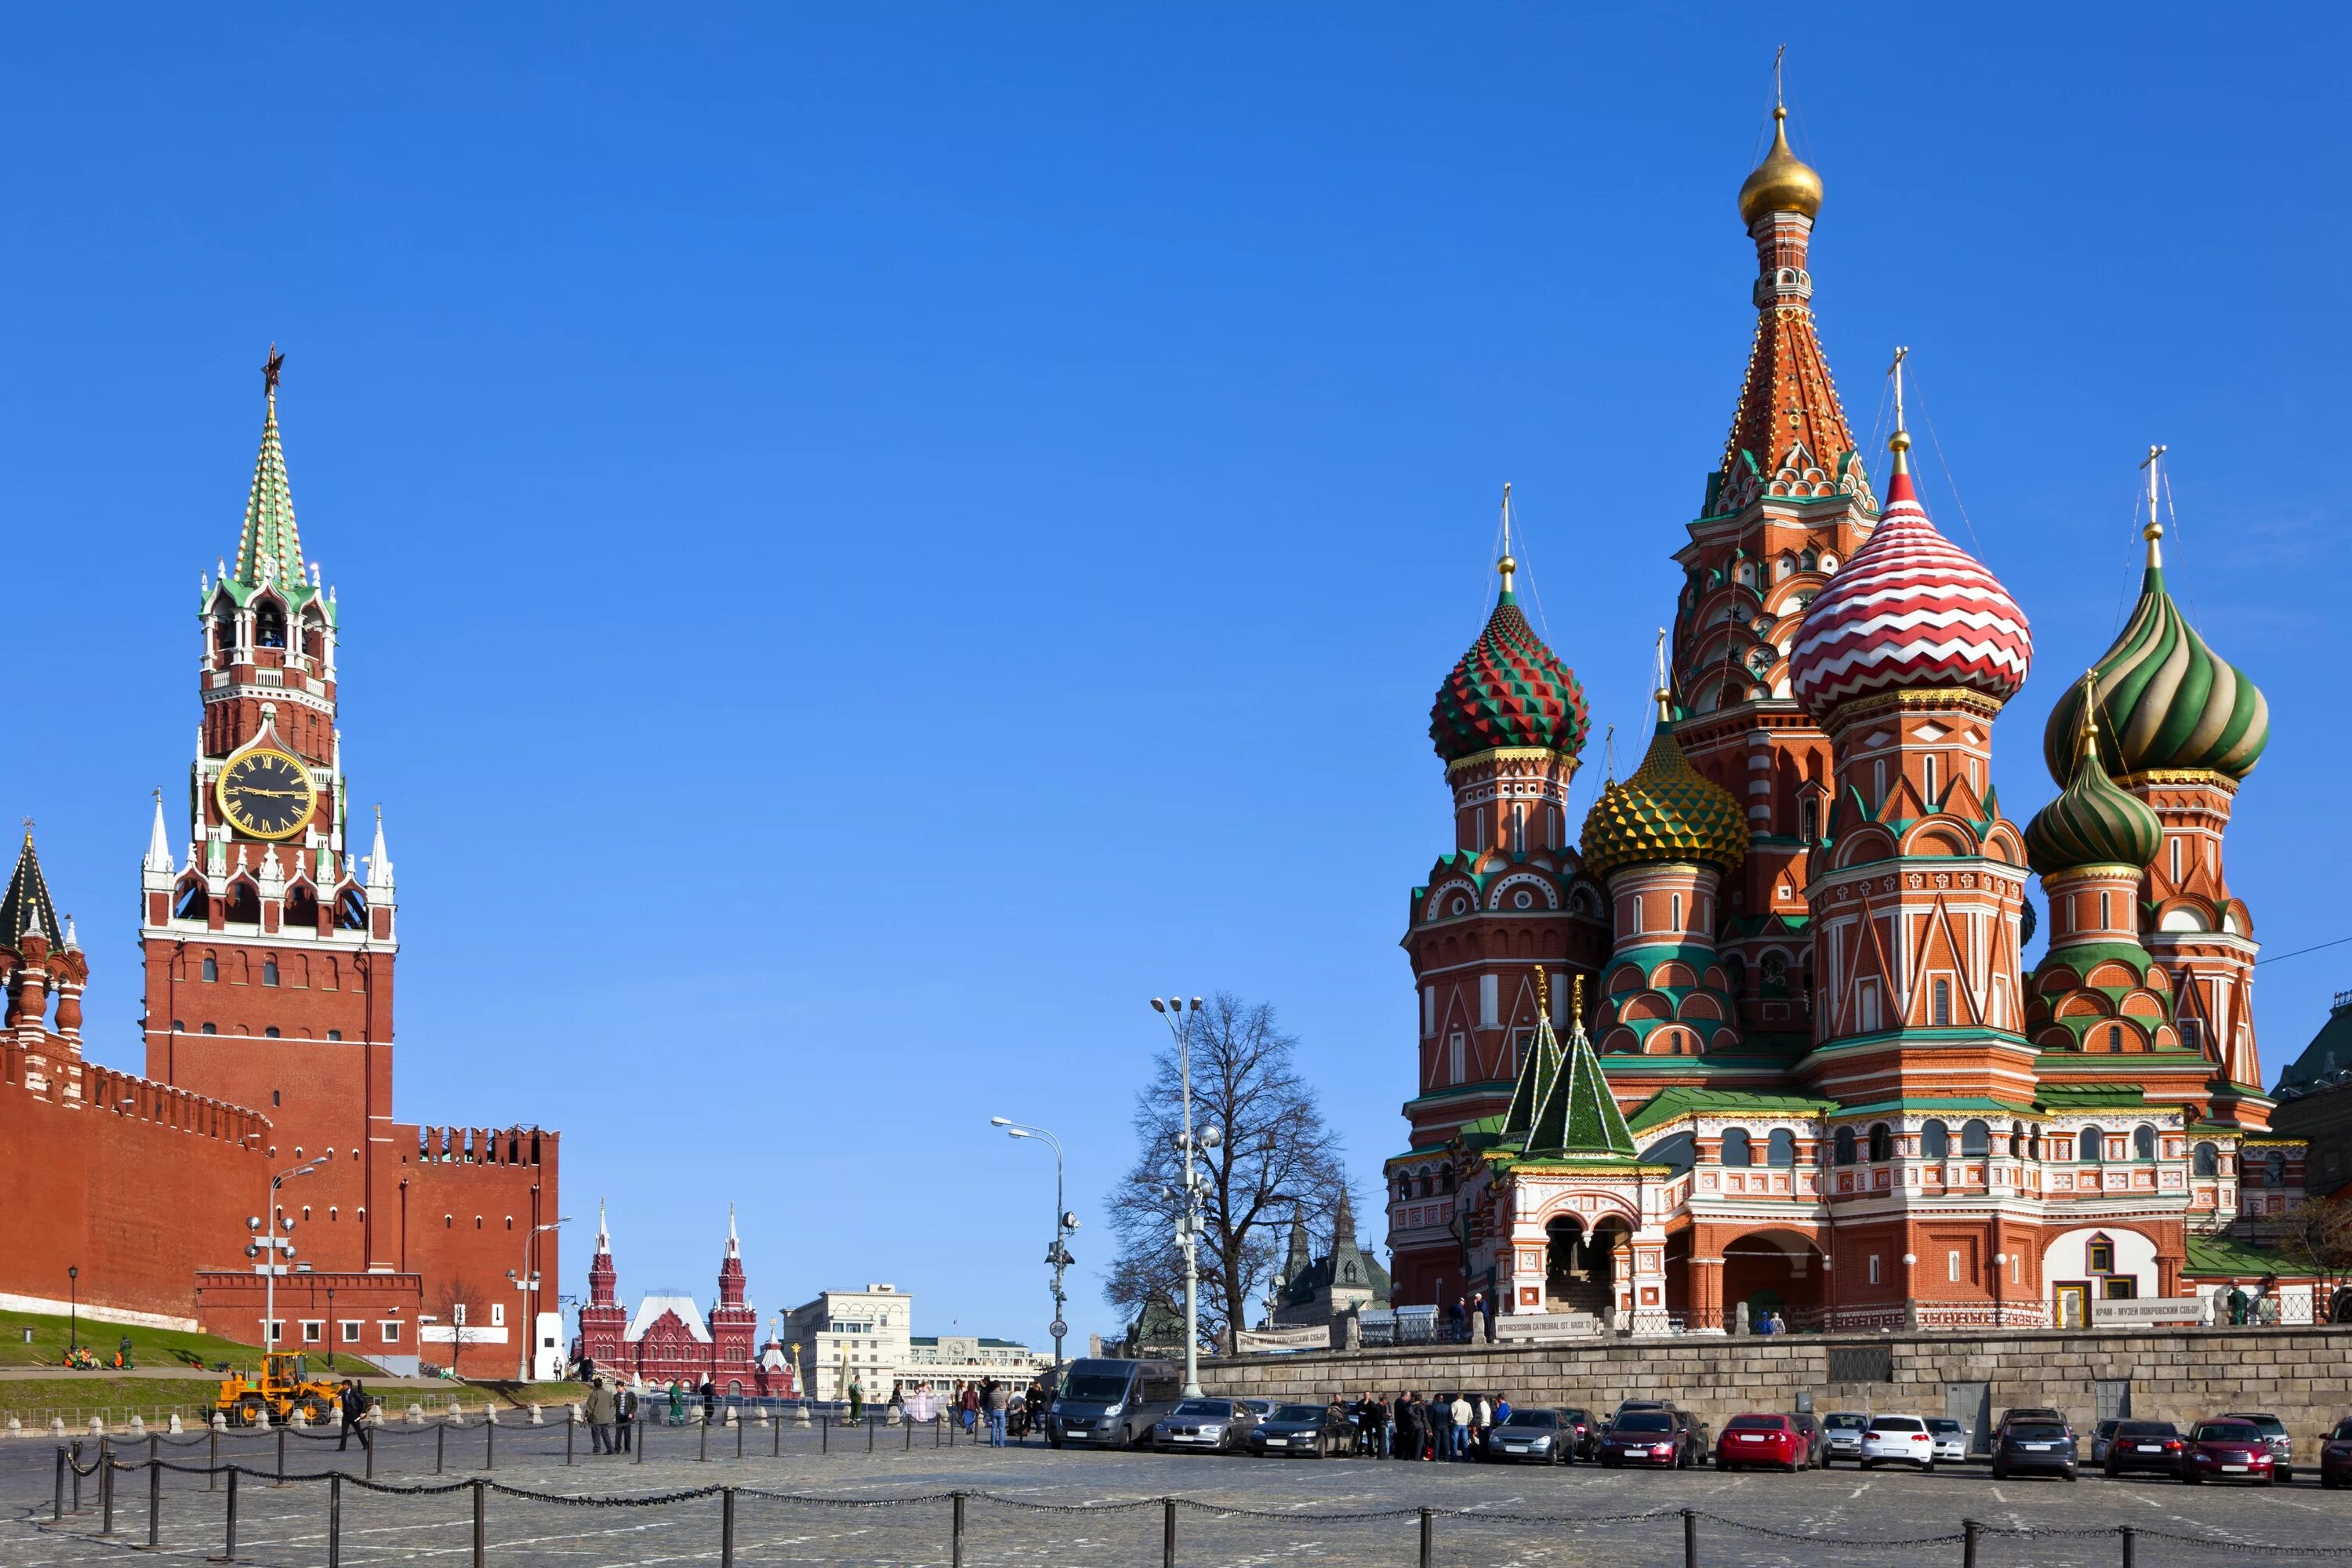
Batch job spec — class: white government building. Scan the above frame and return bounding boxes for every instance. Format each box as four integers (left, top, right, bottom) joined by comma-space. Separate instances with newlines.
781, 1283, 1049, 1403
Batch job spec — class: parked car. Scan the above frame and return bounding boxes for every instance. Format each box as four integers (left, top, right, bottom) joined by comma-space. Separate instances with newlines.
1820, 1411, 1871, 1466
1149, 1399, 1258, 1454
1991, 1420, 2079, 1482
2183, 1419, 2275, 1486
1482, 1407, 1572, 1465
1243, 1403, 1353, 1458
1238, 1399, 1279, 1421
1995, 1406, 2073, 1439
2103, 1421, 2186, 1479
2219, 1410, 2294, 1482
2089, 1419, 2123, 1465
1560, 1406, 1599, 1461
1789, 1412, 1827, 1467
1715, 1412, 1810, 1472
1860, 1414, 1937, 1472
1926, 1417, 1968, 1465
1600, 1408, 1705, 1468
2318, 1417, 2352, 1490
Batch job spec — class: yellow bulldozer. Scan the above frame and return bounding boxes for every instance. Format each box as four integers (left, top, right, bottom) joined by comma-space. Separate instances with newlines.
214, 1352, 339, 1428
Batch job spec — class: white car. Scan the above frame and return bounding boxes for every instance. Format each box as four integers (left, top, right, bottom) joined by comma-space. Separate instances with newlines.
1860, 1414, 1936, 1471
1926, 1417, 1968, 1463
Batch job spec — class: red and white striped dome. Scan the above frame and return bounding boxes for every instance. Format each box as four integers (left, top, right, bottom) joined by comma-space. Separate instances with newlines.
1788, 460, 2032, 717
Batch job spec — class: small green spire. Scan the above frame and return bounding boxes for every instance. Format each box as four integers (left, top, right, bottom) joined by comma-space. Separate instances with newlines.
219, 347, 333, 625
1524, 975, 1639, 1158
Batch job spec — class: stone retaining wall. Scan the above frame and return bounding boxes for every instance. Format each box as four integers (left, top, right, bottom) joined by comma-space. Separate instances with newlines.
1200, 1327, 2352, 1453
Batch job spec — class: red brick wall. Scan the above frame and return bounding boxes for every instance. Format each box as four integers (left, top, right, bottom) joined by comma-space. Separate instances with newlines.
0, 1041, 271, 1324
395, 1126, 561, 1376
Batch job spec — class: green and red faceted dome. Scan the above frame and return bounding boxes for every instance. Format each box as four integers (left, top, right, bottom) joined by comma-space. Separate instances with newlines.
1430, 560, 1589, 764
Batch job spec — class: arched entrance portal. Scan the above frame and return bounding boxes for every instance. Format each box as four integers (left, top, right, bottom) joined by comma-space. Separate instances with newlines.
1543, 1214, 1617, 1318
1722, 1230, 1826, 1330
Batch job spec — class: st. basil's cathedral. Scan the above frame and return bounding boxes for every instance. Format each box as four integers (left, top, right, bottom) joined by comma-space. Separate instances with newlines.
1386, 103, 2299, 1333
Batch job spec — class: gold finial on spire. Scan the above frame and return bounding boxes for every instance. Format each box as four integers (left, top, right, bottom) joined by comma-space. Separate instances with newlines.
1571, 973, 1585, 1029
1737, 49, 1824, 226
2139, 443, 2168, 567
1535, 964, 1549, 1015
1886, 345, 1912, 463
2077, 670, 2103, 760
1497, 482, 1518, 597
1652, 628, 1673, 724
263, 343, 285, 400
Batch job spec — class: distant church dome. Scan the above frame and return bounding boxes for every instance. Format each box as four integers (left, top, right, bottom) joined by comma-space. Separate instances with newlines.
1430, 555, 1589, 764
1580, 698, 1751, 880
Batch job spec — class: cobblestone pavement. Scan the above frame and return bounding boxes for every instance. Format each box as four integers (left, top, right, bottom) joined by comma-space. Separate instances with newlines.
5, 1419, 2352, 1566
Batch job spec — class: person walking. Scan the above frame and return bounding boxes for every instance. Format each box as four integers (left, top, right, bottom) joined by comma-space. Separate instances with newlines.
616, 1382, 637, 1454
668, 1381, 688, 1428
1356, 1392, 1381, 1458
1448, 1296, 1469, 1345
1450, 1392, 1473, 1460
586, 1376, 617, 1454
986, 1380, 1010, 1447
336, 1379, 373, 1453
960, 1381, 981, 1436
699, 1378, 717, 1428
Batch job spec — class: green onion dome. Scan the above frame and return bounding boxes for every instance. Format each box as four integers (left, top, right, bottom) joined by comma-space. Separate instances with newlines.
1430, 557, 1590, 764
2026, 691, 2163, 876
2041, 532, 2268, 783
1580, 696, 1752, 881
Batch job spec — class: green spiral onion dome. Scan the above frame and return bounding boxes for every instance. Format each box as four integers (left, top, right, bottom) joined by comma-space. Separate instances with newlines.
1430, 563, 1590, 764
2040, 542, 2268, 784
1580, 699, 1752, 881
2025, 706, 2163, 877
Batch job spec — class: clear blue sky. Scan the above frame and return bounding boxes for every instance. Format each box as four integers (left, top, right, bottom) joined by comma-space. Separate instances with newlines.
3, 5, 2345, 1351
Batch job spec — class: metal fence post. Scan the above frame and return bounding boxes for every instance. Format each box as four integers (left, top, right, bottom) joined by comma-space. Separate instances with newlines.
700, 1416, 709, 1462
209, 1426, 220, 1491
953, 1491, 967, 1568
100, 1445, 117, 1535
774, 1416, 782, 1457
2121, 1526, 2136, 1568
436, 1424, 445, 1475
637, 1419, 646, 1465
1162, 1497, 1176, 1568
566, 1415, 575, 1466
53, 1446, 65, 1521
276, 1426, 287, 1485
868, 1416, 876, 1453
821, 1414, 828, 1454
721, 1486, 736, 1568
737, 1415, 745, 1459
906, 1417, 913, 1451
470, 1477, 485, 1568
148, 1455, 163, 1549
1419, 1507, 1433, 1568
486, 1414, 495, 1471
1682, 1508, 1697, 1568
72, 1443, 85, 1514
1962, 1519, 1980, 1568
210, 1467, 238, 1564
328, 1472, 343, 1568
150, 1433, 160, 1471
366, 1426, 376, 1483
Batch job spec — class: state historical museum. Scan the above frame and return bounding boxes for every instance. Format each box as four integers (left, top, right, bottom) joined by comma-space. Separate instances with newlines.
0, 360, 560, 1376
1386, 105, 2303, 1332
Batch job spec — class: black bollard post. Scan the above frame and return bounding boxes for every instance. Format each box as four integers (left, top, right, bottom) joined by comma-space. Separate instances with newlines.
366, 1426, 376, 1483
935, 1414, 942, 1448
148, 1454, 163, 1550
72, 1444, 84, 1515
906, 1417, 913, 1451
822, 1414, 828, 1454
2121, 1526, 2136, 1568
471, 1478, 485, 1568
328, 1472, 343, 1568
209, 1467, 238, 1564
637, 1419, 645, 1465
209, 1426, 219, 1492
151, 1433, 160, 1471
486, 1414, 495, 1471
276, 1426, 286, 1486
700, 1415, 709, 1462
953, 1491, 966, 1567
1419, 1507, 1433, 1568
436, 1423, 445, 1475
1682, 1508, 1697, 1568
737, 1414, 745, 1459
100, 1456, 118, 1537
1962, 1519, 1980, 1568
1162, 1497, 1176, 1568
721, 1486, 735, 1568
53, 1446, 65, 1522
567, 1415, 575, 1467
774, 1415, 782, 1457
869, 1416, 876, 1454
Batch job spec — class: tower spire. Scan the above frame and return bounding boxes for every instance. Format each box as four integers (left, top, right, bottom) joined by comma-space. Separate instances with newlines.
1886, 344, 1914, 485
2140, 442, 2168, 568
232, 346, 307, 593
727, 1202, 740, 1258
1496, 483, 1518, 602
144, 788, 176, 875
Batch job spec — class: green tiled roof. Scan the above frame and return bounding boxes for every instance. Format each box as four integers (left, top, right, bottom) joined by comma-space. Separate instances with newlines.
1626, 1086, 1835, 1135
2183, 1233, 2297, 1279
1831, 1096, 2036, 1117
2035, 1084, 2151, 1109
1495, 985, 1635, 1160
218, 377, 333, 624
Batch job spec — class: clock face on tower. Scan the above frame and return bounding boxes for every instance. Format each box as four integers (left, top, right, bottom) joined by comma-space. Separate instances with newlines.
216, 749, 318, 840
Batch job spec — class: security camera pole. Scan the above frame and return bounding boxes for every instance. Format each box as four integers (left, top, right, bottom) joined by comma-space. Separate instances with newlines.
989, 1118, 1079, 1374
1150, 996, 1214, 1398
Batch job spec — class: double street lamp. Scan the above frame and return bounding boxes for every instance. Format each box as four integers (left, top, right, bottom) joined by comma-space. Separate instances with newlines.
1149, 996, 1215, 1399
989, 1119, 1078, 1374
508, 1219, 569, 1382
247, 1150, 333, 1362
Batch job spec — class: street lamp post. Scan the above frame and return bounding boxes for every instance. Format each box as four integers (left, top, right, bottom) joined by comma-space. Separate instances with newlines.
67, 1266, 78, 1359
989, 1118, 1079, 1374
326, 1286, 336, 1370
509, 1220, 568, 1382
247, 1151, 332, 1363
1149, 996, 1215, 1399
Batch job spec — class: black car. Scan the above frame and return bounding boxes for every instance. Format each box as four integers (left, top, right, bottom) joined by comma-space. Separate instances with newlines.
1244, 1403, 1354, 1458
1601, 1408, 1707, 1468
1991, 1420, 2078, 1481
2103, 1420, 2186, 1479
1482, 1407, 1573, 1465
1995, 1406, 2073, 1440
1560, 1406, 1599, 1461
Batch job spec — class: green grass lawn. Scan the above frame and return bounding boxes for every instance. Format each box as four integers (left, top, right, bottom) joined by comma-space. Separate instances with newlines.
0, 1306, 387, 1375
0, 1373, 590, 1427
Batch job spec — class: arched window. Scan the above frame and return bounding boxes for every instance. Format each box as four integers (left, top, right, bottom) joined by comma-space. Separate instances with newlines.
255, 601, 286, 649
2193, 1142, 2219, 1178
1931, 978, 1952, 1026
1867, 1123, 1893, 1163
1720, 1128, 1753, 1167
2107, 1023, 2125, 1053
201, 955, 219, 982
1835, 1127, 1857, 1166
337, 888, 368, 930
263, 1026, 280, 1039
1776, 553, 1795, 579
287, 885, 319, 931
1961, 1119, 1991, 1157
262, 957, 280, 987
2008, 1122, 2024, 1157
201, 1022, 218, 1035
224, 882, 261, 924
1922, 1120, 1950, 1160
2265, 1151, 2286, 1189
2132, 1123, 2156, 1160
1767, 1128, 1795, 1167
212, 607, 238, 660
2079, 1126, 2105, 1163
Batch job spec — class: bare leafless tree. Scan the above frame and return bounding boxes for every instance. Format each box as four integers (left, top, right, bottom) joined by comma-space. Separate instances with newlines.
2279, 1194, 2352, 1306
431, 1276, 488, 1374
1104, 993, 1352, 1351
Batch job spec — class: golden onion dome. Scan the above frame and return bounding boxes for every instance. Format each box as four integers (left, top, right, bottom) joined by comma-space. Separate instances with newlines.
1579, 695, 1752, 882
1737, 107, 1824, 227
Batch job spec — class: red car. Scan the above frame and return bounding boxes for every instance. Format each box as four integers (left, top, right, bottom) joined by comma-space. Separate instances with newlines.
2320, 1419, 2352, 1490
1715, 1413, 1809, 1472
2183, 1419, 2276, 1486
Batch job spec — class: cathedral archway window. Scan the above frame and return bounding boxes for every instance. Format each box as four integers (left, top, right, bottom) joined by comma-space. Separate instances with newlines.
2265, 1151, 2286, 1189
201, 1022, 217, 1035
201, 955, 219, 982
212, 608, 238, 662
1834, 1127, 1857, 1166
178, 881, 210, 921
1719, 1128, 1752, 1167
337, 888, 368, 930
263, 1026, 280, 1038
1766, 1128, 1795, 1167
2134, 1124, 2157, 1160
224, 882, 261, 925
1799, 547, 1820, 572
263, 957, 280, 987
1922, 1120, 1950, 1160
1867, 1124, 1892, 1162
2193, 1142, 2219, 1178
255, 601, 286, 649
1961, 1119, 1990, 1157
2106, 1023, 2125, 1053
2079, 1126, 2105, 1163
1776, 553, 1795, 580
288, 885, 319, 931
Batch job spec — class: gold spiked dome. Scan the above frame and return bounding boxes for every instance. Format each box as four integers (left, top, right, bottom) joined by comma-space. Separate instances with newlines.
1737, 107, 1824, 227
1579, 693, 1753, 881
